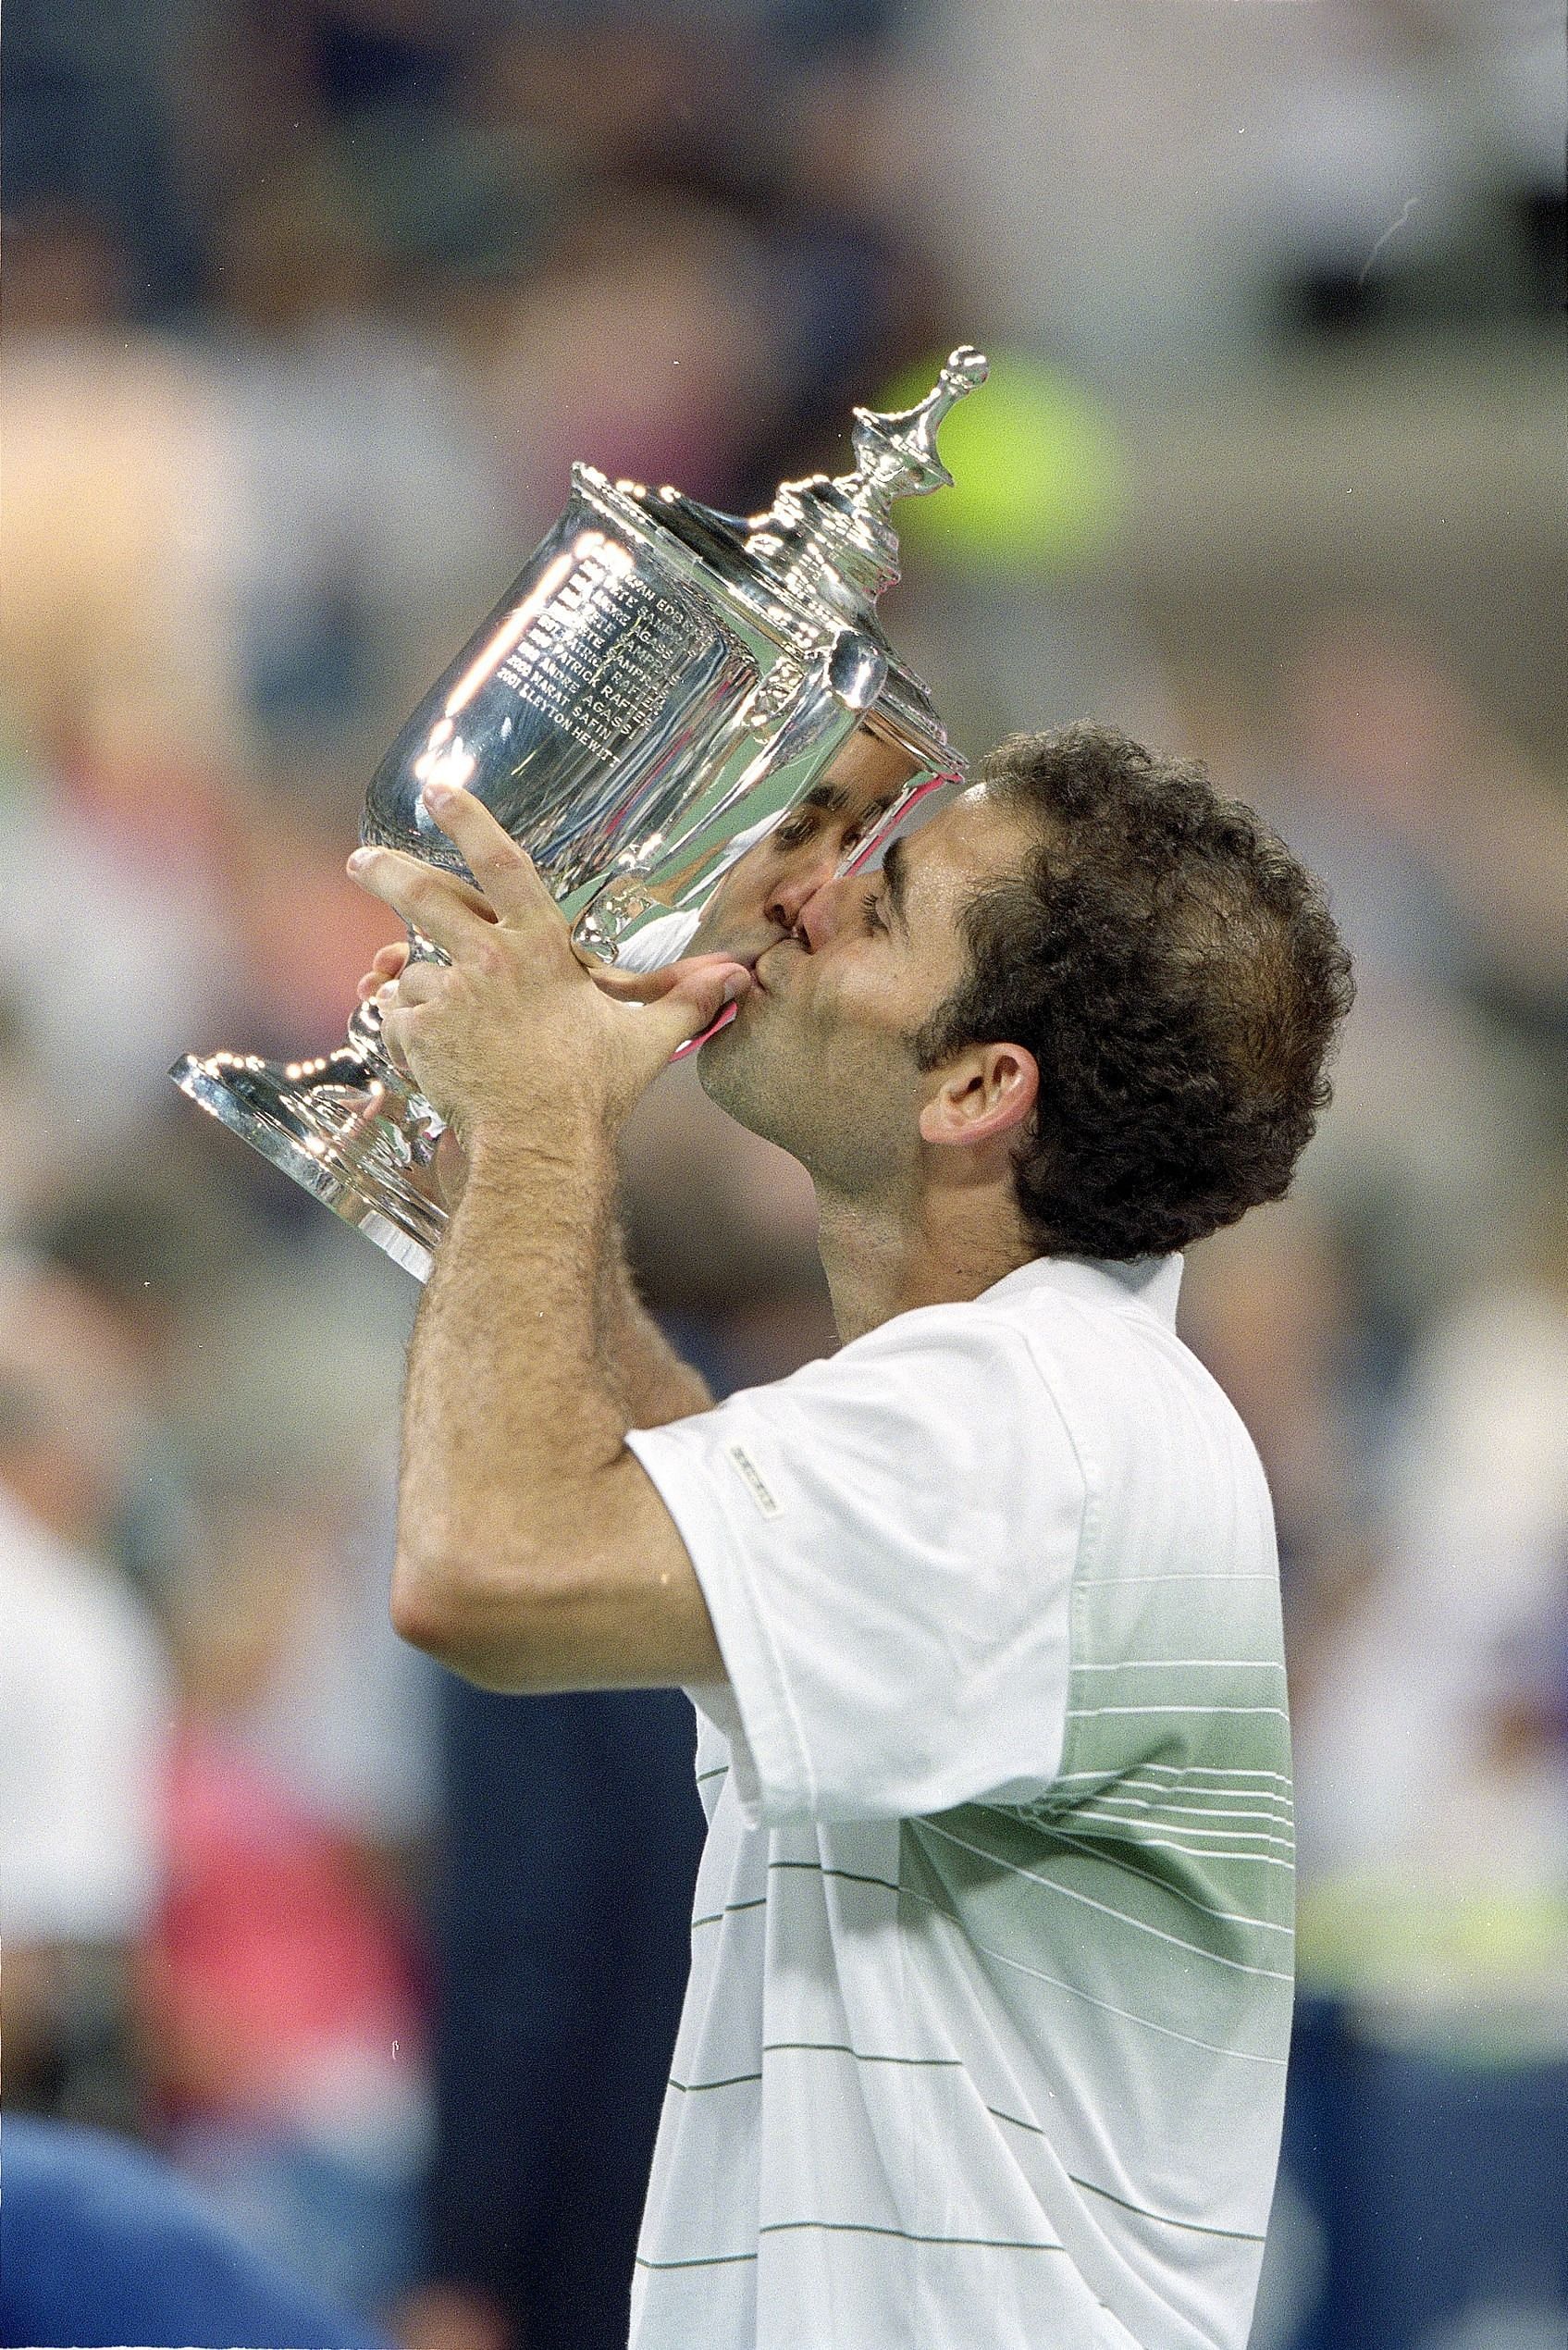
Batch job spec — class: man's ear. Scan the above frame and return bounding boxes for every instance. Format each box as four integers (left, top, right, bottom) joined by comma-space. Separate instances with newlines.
919, 1043, 1038, 1150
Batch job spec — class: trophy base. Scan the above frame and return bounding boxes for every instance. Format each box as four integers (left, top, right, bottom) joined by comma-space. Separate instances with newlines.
170, 1046, 447, 1284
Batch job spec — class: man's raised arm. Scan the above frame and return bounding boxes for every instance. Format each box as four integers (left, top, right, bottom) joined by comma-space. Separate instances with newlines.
348, 781, 743, 1692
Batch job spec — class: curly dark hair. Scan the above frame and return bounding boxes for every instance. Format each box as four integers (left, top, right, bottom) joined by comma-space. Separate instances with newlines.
913, 724, 1354, 1260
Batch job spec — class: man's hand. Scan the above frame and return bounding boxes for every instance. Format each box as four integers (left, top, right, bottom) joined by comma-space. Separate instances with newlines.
346, 782, 750, 1150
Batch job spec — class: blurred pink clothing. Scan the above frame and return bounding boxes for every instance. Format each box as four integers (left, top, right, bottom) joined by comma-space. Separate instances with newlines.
144, 1725, 426, 2130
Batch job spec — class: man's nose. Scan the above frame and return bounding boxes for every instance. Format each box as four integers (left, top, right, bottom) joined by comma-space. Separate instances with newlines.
796, 872, 851, 954
764, 850, 840, 937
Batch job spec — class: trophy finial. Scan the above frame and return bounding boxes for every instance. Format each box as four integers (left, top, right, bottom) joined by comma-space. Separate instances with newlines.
843, 345, 991, 511
743, 345, 990, 622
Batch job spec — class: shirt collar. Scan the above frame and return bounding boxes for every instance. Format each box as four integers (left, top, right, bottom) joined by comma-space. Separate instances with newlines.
981, 1251, 1184, 1330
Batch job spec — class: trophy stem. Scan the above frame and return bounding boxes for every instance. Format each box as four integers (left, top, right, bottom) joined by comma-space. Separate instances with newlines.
170, 1004, 448, 1282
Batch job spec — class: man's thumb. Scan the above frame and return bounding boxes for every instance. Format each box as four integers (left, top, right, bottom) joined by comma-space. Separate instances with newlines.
647, 959, 751, 1051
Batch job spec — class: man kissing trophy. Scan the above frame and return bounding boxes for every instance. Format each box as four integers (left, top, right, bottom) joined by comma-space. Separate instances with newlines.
172, 348, 989, 1280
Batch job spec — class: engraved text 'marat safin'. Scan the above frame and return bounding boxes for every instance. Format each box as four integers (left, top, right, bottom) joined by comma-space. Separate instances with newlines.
498, 537, 708, 760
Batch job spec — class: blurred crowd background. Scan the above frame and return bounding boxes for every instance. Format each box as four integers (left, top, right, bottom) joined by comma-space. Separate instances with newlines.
3, 2, 1564, 2346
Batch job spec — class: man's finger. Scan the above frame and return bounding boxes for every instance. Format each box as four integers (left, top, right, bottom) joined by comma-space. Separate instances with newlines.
347, 845, 499, 960
379, 1001, 418, 1074
355, 939, 413, 1002
419, 783, 560, 931
379, 960, 445, 1009
591, 953, 749, 1006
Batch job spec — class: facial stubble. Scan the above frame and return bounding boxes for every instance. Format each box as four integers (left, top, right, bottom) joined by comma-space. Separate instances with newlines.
697, 990, 925, 1204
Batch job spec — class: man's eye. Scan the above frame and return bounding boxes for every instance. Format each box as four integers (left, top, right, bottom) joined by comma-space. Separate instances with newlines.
775, 814, 817, 849
837, 803, 894, 870
831, 830, 869, 881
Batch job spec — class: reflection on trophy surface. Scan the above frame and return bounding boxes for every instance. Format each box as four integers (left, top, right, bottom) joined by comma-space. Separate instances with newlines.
171, 348, 988, 1281
613, 724, 925, 974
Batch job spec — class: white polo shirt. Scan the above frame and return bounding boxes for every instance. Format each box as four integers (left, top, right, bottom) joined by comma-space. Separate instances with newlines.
624, 1253, 1292, 2350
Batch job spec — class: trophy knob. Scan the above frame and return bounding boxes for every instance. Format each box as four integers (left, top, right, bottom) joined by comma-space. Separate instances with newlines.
746, 347, 989, 623
846, 345, 992, 510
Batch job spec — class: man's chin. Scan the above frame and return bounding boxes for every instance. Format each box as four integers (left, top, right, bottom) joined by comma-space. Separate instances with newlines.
694, 1000, 812, 1169
694, 992, 762, 1106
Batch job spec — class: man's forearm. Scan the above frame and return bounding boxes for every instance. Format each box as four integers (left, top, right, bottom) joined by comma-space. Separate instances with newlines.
438, 1136, 710, 1433
354, 776, 740, 1691
396, 1124, 625, 1608
596, 1206, 713, 1430
394, 1120, 712, 1661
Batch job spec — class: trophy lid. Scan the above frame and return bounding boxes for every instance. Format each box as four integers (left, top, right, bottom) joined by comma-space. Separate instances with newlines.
588, 347, 989, 768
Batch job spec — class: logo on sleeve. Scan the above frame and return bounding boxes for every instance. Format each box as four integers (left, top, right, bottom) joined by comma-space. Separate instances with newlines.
726, 1442, 782, 1519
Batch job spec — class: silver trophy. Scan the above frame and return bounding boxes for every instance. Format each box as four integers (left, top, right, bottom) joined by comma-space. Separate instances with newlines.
172, 347, 988, 1280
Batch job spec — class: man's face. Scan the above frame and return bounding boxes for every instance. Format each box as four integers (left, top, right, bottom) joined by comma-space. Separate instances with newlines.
685, 728, 920, 967
698, 783, 1038, 1198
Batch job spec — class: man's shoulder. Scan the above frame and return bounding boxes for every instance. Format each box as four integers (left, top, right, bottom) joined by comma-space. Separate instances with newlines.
781, 1286, 1048, 1401
912, 1260, 1269, 1509
725, 1255, 1260, 1512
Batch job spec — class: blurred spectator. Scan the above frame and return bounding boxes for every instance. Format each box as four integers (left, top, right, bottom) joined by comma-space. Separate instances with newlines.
1, 2113, 392, 2350
0, 200, 245, 1176
208, 149, 506, 759
1250, 616, 1567, 1360
927, 0, 1562, 360
1177, 1199, 1379, 1644
1293, 1178, 1568, 2035
140, 1461, 432, 2322
414, 1683, 704, 2350
0, 988, 80, 1242
3, 0, 198, 315
455, 183, 802, 531
1256, 1173, 1568, 2350
23, 1169, 242, 1621
0, 1256, 173, 2130
217, 1482, 438, 1870
1, 201, 244, 781
1271, 616, 1568, 1034
0, 744, 238, 1177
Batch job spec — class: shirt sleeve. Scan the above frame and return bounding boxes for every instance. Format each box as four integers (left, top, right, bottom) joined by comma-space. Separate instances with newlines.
625, 1305, 1085, 1829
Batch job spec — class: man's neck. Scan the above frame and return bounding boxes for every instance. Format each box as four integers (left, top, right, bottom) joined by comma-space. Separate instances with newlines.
815, 1184, 1038, 1344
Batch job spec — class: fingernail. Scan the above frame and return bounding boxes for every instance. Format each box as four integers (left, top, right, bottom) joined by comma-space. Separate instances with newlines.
422, 781, 455, 809
722, 971, 747, 1003
347, 847, 372, 872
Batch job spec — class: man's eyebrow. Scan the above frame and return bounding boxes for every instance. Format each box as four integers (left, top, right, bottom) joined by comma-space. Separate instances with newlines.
881, 836, 911, 932
800, 783, 848, 814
